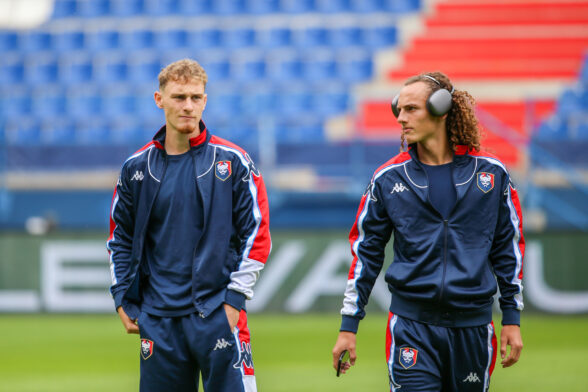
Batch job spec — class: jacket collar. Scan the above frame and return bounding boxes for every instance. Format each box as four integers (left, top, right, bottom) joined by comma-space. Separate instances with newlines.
152, 120, 210, 150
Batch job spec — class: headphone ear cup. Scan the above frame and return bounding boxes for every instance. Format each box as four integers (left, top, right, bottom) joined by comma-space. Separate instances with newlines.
391, 94, 400, 117
427, 89, 452, 116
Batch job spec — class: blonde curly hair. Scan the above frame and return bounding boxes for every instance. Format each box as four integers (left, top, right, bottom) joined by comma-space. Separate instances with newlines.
400, 71, 481, 152
158, 58, 208, 91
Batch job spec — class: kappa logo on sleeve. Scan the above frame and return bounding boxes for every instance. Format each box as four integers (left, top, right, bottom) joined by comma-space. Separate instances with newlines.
215, 161, 232, 181
477, 172, 495, 193
140, 339, 154, 360
399, 347, 418, 369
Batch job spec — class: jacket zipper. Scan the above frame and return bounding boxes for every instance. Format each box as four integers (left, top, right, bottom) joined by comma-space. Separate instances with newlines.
438, 219, 449, 304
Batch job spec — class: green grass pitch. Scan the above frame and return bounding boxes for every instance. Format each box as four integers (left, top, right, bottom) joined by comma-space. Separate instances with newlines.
1, 313, 587, 391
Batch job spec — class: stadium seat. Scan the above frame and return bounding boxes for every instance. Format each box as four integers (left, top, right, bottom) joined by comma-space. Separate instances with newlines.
30, 86, 67, 119
24, 55, 59, 84
239, 84, 277, 115
18, 31, 52, 53
133, 83, 161, 118
0, 31, 18, 52
204, 84, 242, 118
220, 26, 255, 48
39, 117, 76, 145
255, 26, 291, 48
52, 30, 85, 52
59, 54, 93, 84
127, 55, 162, 83
291, 26, 328, 48
361, 25, 397, 48
211, 0, 245, 15
265, 50, 303, 82
230, 51, 266, 81
110, 0, 145, 16
3, 118, 41, 145
65, 85, 102, 118
336, 49, 372, 82
280, 0, 314, 13
76, 0, 110, 17
84, 28, 120, 51
186, 27, 221, 49
328, 26, 362, 48
101, 86, 136, 116
143, 0, 180, 16
119, 29, 154, 50
0, 56, 25, 85
312, 83, 349, 116
349, 0, 383, 13
275, 84, 312, 116
198, 53, 230, 82
92, 54, 128, 83
301, 50, 336, 82
153, 28, 188, 49
0, 86, 31, 118
314, 0, 351, 13
383, 0, 420, 13
245, 0, 280, 14
108, 116, 143, 144
51, 0, 77, 18
74, 117, 110, 145
177, 0, 213, 15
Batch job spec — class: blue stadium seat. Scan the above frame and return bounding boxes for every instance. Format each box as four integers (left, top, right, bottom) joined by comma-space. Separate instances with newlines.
0, 31, 18, 52
557, 89, 584, 117
220, 26, 255, 48
276, 115, 325, 143
74, 117, 110, 145
211, 0, 245, 15
204, 84, 242, 118
77, 0, 110, 17
52, 0, 77, 18
275, 84, 312, 116
198, 53, 230, 81
362, 25, 397, 48
84, 28, 120, 51
383, 0, 420, 13
177, 0, 213, 15
328, 26, 362, 47
24, 55, 59, 84
144, 0, 180, 15
0, 86, 31, 118
31, 86, 67, 119
4, 118, 41, 145
245, 0, 280, 14
93, 54, 128, 83
291, 26, 328, 47
186, 27, 221, 49
336, 49, 372, 82
108, 116, 143, 144
240, 84, 277, 115
65, 85, 102, 118
265, 50, 302, 82
39, 117, 75, 145
315, 0, 350, 13
311, 83, 348, 116
52, 30, 85, 52
119, 29, 154, 50
230, 51, 266, 81
133, 83, 161, 117
101, 86, 135, 116
280, 0, 314, 13
0, 56, 24, 85
59, 54, 94, 84
256, 27, 291, 48
110, 0, 144, 16
127, 55, 162, 83
349, 0, 383, 13
535, 116, 567, 140
18, 31, 52, 53
301, 50, 336, 81
153, 28, 187, 49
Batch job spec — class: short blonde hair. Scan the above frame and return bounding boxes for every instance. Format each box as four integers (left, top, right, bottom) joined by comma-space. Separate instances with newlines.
158, 59, 208, 91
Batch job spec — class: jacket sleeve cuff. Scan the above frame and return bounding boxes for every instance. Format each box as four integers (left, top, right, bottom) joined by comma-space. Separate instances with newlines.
113, 291, 125, 312
225, 289, 247, 311
340, 315, 361, 333
501, 308, 521, 326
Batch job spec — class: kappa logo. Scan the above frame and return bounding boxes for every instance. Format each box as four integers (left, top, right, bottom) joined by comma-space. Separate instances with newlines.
399, 347, 418, 369
390, 182, 408, 194
215, 161, 232, 181
463, 372, 481, 383
364, 181, 377, 202
477, 172, 494, 193
213, 338, 233, 351
130, 170, 144, 182
140, 339, 153, 360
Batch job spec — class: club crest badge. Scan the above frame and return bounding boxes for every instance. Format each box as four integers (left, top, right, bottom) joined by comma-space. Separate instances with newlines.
141, 339, 154, 360
215, 160, 232, 181
399, 347, 418, 369
477, 172, 495, 193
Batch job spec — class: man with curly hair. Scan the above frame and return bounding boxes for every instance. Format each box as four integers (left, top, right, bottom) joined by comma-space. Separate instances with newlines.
332, 72, 524, 391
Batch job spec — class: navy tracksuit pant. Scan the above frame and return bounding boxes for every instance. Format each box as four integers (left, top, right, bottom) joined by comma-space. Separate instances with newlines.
138, 306, 256, 392
386, 313, 497, 392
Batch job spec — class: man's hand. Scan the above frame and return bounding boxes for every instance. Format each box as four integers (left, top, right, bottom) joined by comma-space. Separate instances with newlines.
223, 303, 240, 332
500, 324, 523, 368
332, 331, 357, 375
117, 306, 139, 334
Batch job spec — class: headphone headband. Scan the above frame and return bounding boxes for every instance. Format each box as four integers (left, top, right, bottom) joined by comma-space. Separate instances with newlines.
423, 74, 455, 94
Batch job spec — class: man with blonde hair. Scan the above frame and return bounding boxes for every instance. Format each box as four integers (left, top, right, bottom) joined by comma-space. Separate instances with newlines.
107, 59, 271, 391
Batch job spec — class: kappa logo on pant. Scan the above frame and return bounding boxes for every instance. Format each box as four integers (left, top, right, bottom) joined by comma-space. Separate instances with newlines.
213, 338, 233, 351
463, 372, 482, 383
233, 341, 254, 375
141, 339, 154, 360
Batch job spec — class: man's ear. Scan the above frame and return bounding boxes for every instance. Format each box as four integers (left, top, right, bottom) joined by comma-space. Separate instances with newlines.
154, 90, 163, 109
